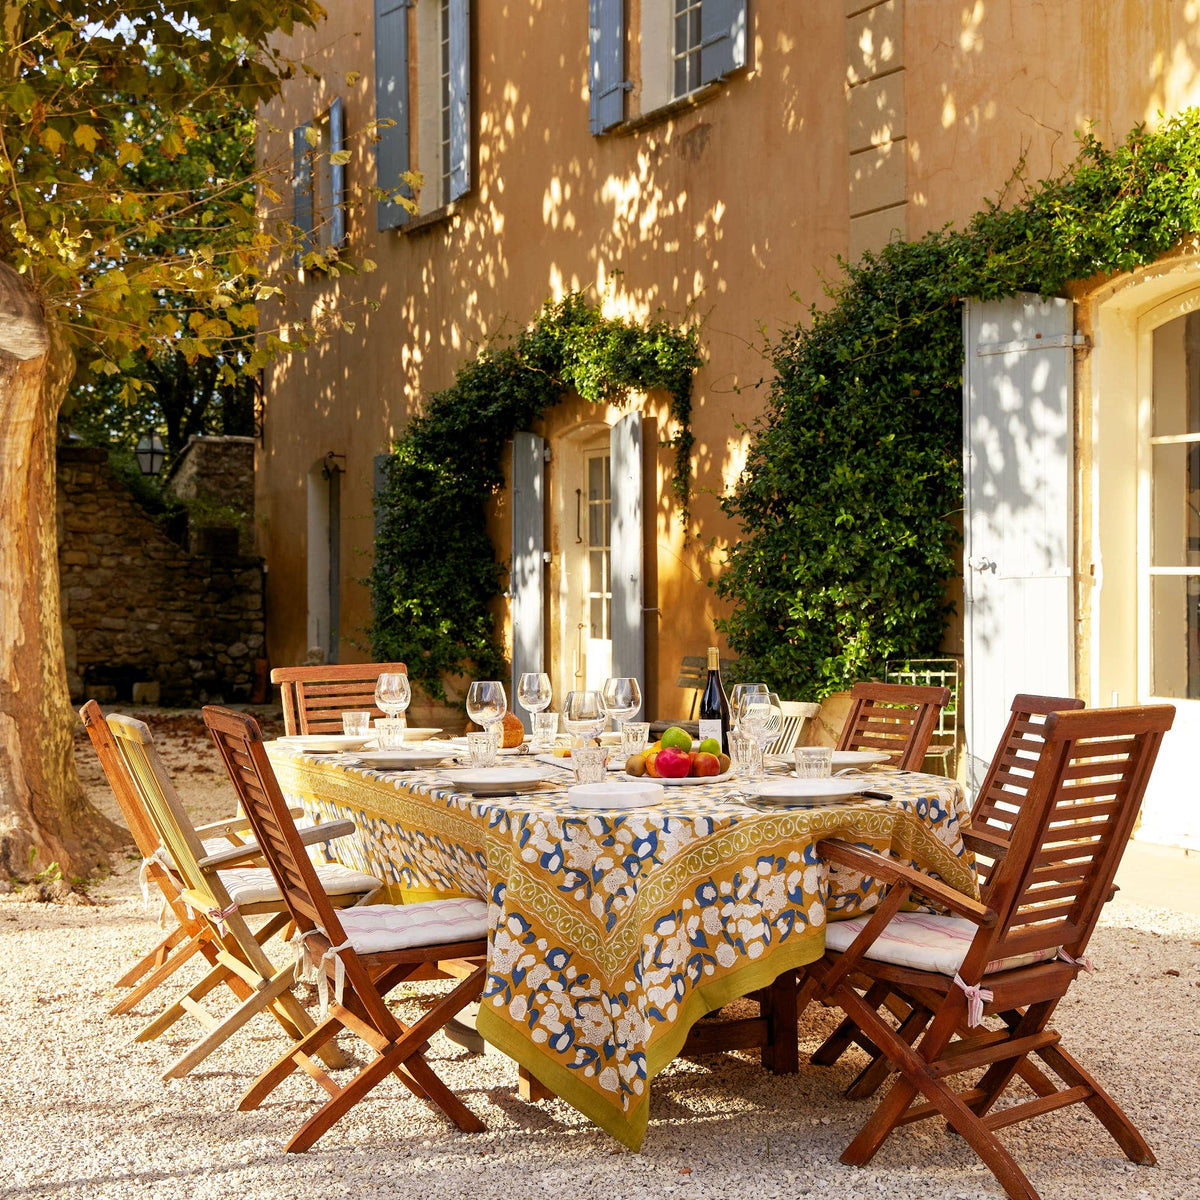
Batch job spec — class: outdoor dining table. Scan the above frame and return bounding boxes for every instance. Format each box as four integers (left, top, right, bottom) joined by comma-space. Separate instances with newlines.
265, 743, 978, 1150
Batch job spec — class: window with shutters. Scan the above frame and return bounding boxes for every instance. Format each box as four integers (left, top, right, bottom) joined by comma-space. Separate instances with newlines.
292, 97, 347, 265
590, 0, 747, 132
373, 0, 470, 230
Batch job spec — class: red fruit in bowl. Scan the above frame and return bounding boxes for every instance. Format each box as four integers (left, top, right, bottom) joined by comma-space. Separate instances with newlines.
656, 747, 692, 778
691, 751, 721, 777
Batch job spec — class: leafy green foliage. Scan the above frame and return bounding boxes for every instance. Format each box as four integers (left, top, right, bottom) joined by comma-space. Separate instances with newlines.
370, 294, 700, 697
718, 112, 1200, 698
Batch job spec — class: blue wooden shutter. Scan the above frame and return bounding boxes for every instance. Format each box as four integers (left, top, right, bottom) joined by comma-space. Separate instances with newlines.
328, 96, 346, 246
447, 0, 471, 201
589, 0, 627, 134
700, 0, 747, 85
374, 0, 411, 230
610, 412, 644, 688
510, 433, 545, 728
292, 124, 314, 264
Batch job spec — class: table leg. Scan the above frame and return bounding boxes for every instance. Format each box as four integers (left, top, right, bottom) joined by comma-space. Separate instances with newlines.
760, 969, 801, 1074
518, 1063, 556, 1102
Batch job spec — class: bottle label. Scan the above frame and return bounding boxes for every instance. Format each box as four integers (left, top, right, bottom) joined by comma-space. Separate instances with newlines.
697, 719, 723, 746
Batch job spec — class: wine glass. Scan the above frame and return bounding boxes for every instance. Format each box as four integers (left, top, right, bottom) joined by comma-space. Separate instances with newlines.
600, 677, 642, 730
374, 672, 411, 720
730, 682, 769, 734
466, 680, 507, 748
739, 693, 778, 769
517, 672, 552, 715
562, 689, 605, 745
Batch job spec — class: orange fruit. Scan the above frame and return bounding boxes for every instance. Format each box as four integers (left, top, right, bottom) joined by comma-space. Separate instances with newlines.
644, 749, 662, 778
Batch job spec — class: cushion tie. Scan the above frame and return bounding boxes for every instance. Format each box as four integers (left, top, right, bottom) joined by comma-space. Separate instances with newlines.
138, 846, 176, 910
1057, 948, 1094, 973
292, 928, 353, 1019
953, 972, 993, 1027
206, 903, 240, 937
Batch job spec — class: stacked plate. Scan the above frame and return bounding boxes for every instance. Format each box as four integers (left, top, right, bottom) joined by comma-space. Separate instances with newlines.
349, 748, 449, 770
567, 781, 665, 810
765, 749, 892, 772
276, 734, 371, 753
741, 777, 869, 808
438, 767, 553, 796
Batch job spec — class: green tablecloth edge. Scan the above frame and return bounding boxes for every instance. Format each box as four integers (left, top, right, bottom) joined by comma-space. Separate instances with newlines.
475, 925, 827, 1151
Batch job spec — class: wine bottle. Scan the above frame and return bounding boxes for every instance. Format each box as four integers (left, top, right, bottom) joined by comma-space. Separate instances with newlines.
696, 646, 731, 753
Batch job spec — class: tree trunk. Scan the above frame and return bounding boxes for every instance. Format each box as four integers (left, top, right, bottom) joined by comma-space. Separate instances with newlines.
0, 263, 125, 879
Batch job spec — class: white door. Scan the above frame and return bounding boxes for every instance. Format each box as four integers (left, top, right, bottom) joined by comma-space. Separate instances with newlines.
510, 432, 545, 730
580, 447, 613, 691
962, 295, 1076, 792
1137, 309, 1200, 848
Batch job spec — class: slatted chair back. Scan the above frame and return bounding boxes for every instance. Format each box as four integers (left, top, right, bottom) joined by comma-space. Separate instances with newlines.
967, 693, 1085, 892
765, 698, 822, 757
202, 705, 396, 1031
836, 681, 951, 770
271, 662, 408, 735
960, 705, 1173, 979
106, 713, 235, 915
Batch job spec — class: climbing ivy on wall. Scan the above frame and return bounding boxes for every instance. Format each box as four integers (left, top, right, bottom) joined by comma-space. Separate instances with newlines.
717, 111, 1200, 699
369, 294, 701, 698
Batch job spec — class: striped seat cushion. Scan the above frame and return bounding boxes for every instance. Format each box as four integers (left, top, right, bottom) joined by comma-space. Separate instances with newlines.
219, 862, 381, 905
334, 897, 489, 954
824, 911, 1059, 976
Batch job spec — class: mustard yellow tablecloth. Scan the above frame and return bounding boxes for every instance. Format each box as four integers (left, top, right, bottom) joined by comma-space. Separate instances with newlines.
267, 747, 976, 1150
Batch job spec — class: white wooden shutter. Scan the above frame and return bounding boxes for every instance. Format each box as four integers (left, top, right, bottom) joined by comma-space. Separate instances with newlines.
610, 411, 644, 688
588, 0, 628, 134
963, 293, 1076, 792
328, 96, 346, 246
447, 0, 471, 201
374, 0, 412, 230
700, 0, 747, 84
510, 433, 545, 729
292, 124, 314, 264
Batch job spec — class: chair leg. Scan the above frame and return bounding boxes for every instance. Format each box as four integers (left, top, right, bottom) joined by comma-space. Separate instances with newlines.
846, 1000, 930, 1100
135, 959, 242, 1041
109, 933, 212, 1015
811, 980, 889, 1066
113, 925, 191, 988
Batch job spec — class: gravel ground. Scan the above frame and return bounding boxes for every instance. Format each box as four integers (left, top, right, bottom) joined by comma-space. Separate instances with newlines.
1, 713, 1196, 1200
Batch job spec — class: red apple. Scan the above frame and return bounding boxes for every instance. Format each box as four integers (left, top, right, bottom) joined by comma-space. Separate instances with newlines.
656, 747, 692, 778
691, 751, 721, 777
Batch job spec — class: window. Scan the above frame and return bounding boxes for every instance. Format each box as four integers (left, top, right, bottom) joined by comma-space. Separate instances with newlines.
589, 0, 747, 132
292, 97, 346, 262
373, 0, 471, 230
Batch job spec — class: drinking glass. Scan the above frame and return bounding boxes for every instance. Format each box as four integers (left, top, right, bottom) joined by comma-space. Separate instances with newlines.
619, 721, 651, 760
375, 673, 411, 721
341, 711, 371, 736
466, 680, 507, 741
467, 729, 498, 768
517, 672, 553, 715
601, 677, 642, 731
740, 693, 776, 754
531, 710, 560, 752
374, 718, 407, 750
562, 689, 605, 745
794, 746, 833, 778
728, 729, 763, 777
571, 744, 608, 785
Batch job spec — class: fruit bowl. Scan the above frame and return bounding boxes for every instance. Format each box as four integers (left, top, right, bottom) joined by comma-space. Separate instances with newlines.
622, 769, 734, 787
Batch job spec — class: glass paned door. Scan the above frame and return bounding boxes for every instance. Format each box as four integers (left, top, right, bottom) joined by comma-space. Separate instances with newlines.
583, 451, 612, 689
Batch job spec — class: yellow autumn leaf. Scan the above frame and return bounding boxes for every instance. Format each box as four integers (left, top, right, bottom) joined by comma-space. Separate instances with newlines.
40, 127, 65, 155
117, 141, 143, 167
73, 124, 100, 151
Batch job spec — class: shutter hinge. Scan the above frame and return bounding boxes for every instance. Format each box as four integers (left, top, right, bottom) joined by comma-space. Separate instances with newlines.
542, 445, 552, 463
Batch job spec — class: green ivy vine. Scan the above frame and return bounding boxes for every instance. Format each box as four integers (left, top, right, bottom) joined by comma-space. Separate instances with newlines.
717, 111, 1200, 699
370, 294, 701, 698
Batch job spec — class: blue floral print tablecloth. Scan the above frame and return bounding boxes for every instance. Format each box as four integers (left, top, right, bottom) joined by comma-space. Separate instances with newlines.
266, 746, 976, 1150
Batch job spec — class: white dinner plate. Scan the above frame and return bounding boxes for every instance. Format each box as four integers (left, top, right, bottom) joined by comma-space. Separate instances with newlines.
567, 781, 666, 810
276, 734, 371, 753
400, 727, 443, 742
620, 768, 734, 786
350, 749, 449, 770
742, 777, 869, 806
535, 753, 624, 772
766, 749, 892, 771
439, 767, 553, 795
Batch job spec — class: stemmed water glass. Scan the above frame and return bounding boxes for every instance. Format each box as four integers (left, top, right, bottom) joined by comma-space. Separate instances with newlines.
562, 689, 605, 746
600, 676, 642, 731
374, 672, 411, 748
466, 680, 507, 751
730, 682, 769, 735
517, 672, 552, 716
739, 692, 780, 775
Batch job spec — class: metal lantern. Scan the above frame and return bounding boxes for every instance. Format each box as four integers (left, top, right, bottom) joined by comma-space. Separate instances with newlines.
134, 432, 166, 476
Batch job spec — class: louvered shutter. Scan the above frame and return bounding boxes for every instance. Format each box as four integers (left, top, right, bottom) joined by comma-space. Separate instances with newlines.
510, 433, 545, 728
447, 0, 471, 201
328, 96, 346, 246
699, 0, 747, 85
374, 0, 412, 230
292, 124, 314, 264
589, 0, 627, 134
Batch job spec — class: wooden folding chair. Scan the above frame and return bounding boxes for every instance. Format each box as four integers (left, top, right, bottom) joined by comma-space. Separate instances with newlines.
806, 704, 1174, 1200
271, 662, 408, 735
764, 698, 822, 758
813, 693, 1087, 1097
836, 681, 951, 770
104, 713, 381, 1079
202, 705, 490, 1152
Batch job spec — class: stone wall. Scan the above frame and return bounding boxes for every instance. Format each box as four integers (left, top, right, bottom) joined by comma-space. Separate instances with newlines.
167, 434, 255, 512
58, 446, 266, 705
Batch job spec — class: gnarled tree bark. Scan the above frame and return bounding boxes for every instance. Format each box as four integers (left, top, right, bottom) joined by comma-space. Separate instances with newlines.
0, 263, 125, 877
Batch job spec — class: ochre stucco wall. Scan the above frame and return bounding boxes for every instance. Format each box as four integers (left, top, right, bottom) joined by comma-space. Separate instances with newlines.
255, 0, 1200, 715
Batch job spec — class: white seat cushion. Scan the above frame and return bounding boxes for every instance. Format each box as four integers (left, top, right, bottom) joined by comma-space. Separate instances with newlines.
825, 912, 1058, 976
218, 862, 381, 906
334, 897, 488, 955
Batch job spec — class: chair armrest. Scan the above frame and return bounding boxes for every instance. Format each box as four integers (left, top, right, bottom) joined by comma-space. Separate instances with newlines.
961, 827, 1010, 859
816, 838, 994, 925
197, 819, 357, 870
194, 806, 305, 840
